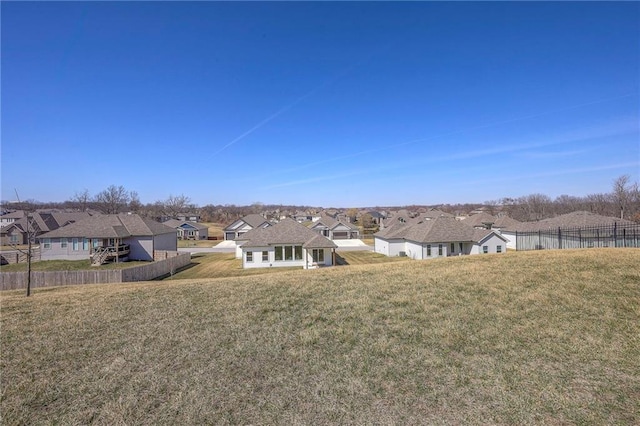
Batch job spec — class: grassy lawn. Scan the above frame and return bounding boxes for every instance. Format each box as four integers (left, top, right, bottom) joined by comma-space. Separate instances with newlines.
167, 252, 301, 280
1, 249, 639, 424
0, 259, 148, 272
336, 250, 410, 265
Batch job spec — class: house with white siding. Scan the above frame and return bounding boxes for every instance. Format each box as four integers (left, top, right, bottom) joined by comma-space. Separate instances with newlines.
223, 214, 271, 241
309, 214, 360, 240
37, 214, 177, 262
374, 216, 507, 260
235, 218, 337, 269
499, 211, 637, 250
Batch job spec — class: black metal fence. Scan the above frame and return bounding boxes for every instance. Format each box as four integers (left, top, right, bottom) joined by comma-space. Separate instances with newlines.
516, 223, 640, 251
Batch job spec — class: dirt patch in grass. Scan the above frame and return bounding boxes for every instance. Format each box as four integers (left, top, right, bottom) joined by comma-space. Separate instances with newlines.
2, 249, 639, 424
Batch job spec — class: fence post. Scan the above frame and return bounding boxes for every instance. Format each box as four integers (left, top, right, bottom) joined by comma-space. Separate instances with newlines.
613, 223, 617, 248
558, 227, 562, 249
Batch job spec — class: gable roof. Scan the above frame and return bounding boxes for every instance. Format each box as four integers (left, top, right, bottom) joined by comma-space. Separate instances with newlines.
225, 214, 270, 231
38, 214, 176, 239
162, 219, 208, 231
504, 211, 636, 232
311, 213, 359, 231
1, 212, 92, 235
463, 212, 496, 228
376, 216, 502, 244
237, 218, 337, 249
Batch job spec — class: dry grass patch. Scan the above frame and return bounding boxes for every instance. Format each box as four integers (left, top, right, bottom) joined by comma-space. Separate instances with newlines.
0, 259, 148, 272
336, 250, 411, 265
166, 252, 300, 280
1, 249, 639, 424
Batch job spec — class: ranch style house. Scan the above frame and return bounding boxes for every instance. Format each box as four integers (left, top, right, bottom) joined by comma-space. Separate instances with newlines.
235, 218, 337, 269
224, 214, 271, 241
375, 216, 508, 259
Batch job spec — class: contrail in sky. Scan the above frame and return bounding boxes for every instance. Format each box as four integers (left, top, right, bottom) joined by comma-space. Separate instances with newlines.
209, 46, 391, 158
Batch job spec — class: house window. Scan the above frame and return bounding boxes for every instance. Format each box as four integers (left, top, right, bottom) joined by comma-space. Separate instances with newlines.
483, 245, 489, 254
312, 249, 325, 263
426, 245, 431, 256
450, 243, 455, 253
43, 238, 51, 249
275, 246, 283, 261
459, 243, 463, 252
246, 251, 253, 262
497, 245, 502, 253
73, 238, 79, 251
93, 240, 101, 248
294, 246, 303, 261
262, 251, 268, 262
83, 238, 89, 250
285, 246, 293, 261
61, 238, 68, 248
9, 234, 19, 244
438, 244, 443, 256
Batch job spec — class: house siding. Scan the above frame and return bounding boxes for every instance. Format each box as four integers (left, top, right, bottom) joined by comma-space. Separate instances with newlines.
41, 238, 90, 261
470, 234, 507, 255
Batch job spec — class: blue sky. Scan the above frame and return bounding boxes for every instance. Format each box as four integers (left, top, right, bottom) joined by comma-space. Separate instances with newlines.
2, 2, 638, 207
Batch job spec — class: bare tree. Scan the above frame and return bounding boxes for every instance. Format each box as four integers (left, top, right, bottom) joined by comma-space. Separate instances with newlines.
163, 194, 191, 219
612, 174, 632, 219
70, 189, 91, 212
129, 191, 142, 213
94, 185, 131, 214
8, 214, 39, 297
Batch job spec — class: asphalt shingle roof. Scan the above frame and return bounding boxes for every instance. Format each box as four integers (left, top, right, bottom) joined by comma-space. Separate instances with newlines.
237, 218, 337, 249
38, 214, 176, 239
376, 216, 494, 244
505, 211, 636, 232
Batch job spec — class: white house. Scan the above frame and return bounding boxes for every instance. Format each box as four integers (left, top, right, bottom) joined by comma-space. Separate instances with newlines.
374, 216, 508, 260
224, 214, 271, 241
308, 214, 360, 240
235, 218, 337, 269
499, 211, 638, 250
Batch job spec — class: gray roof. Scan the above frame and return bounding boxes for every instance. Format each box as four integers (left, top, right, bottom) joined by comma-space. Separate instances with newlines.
1, 212, 92, 235
38, 214, 176, 239
311, 214, 359, 231
163, 219, 208, 231
375, 216, 501, 244
225, 214, 270, 231
0, 210, 27, 220
463, 212, 496, 228
237, 218, 337, 249
504, 211, 636, 232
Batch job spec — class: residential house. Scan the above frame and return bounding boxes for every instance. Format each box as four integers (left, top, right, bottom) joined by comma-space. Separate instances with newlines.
177, 213, 200, 222
309, 214, 360, 240
37, 214, 177, 262
374, 216, 508, 259
0, 211, 92, 246
162, 219, 209, 240
0, 210, 26, 227
461, 212, 498, 229
235, 218, 337, 269
500, 210, 637, 250
223, 214, 272, 240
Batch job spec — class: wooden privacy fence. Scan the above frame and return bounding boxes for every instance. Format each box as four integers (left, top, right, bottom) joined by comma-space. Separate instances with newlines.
0, 252, 191, 291
516, 223, 640, 251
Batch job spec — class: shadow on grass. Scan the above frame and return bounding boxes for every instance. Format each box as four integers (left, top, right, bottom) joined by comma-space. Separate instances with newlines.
334, 254, 349, 266
156, 262, 199, 280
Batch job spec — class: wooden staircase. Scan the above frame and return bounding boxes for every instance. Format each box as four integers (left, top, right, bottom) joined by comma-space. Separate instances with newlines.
91, 247, 109, 266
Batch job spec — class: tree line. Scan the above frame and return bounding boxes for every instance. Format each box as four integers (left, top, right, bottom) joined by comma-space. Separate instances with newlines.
2, 175, 639, 224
